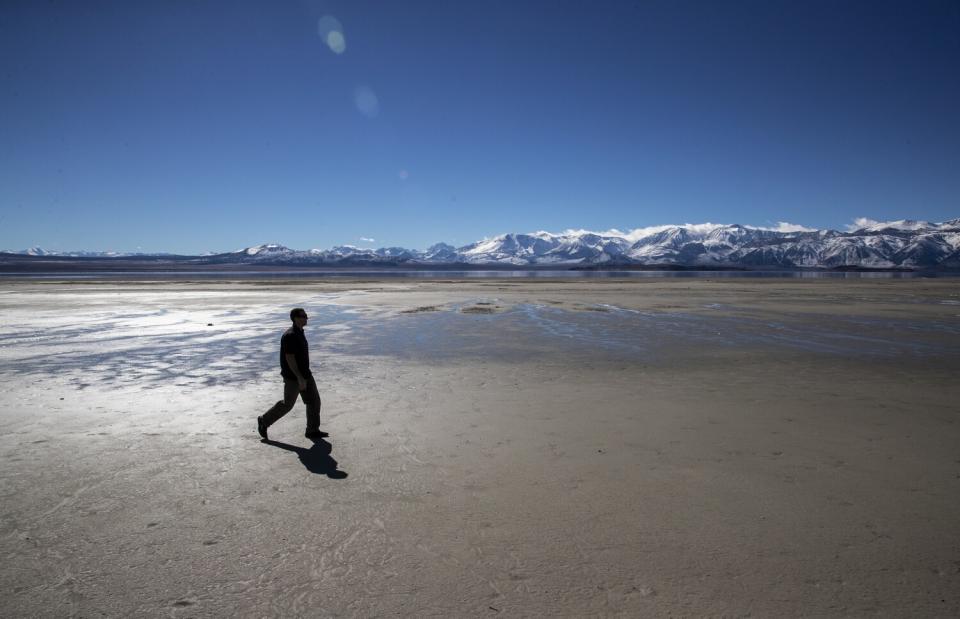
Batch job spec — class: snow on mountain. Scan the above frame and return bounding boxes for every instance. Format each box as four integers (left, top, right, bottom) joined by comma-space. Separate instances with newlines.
375, 247, 418, 260
890, 232, 960, 267
423, 242, 459, 262
850, 219, 960, 234
623, 224, 787, 264
543, 233, 630, 264
241, 243, 292, 256
0, 247, 170, 258
856, 219, 936, 233
453, 231, 635, 265
459, 233, 560, 264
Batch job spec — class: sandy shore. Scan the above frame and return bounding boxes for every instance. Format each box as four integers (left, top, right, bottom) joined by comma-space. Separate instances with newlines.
1, 278, 959, 616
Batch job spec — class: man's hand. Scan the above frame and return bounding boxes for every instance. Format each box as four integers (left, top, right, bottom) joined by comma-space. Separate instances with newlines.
286, 353, 307, 391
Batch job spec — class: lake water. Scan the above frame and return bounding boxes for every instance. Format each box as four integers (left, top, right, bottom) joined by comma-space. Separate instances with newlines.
0, 269, 953, 280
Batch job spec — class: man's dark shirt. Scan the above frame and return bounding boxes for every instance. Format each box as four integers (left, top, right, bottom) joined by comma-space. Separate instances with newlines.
280, 326, 312, 381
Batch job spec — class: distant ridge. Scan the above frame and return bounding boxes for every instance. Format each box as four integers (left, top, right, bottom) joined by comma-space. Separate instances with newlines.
4, 219, 960, 270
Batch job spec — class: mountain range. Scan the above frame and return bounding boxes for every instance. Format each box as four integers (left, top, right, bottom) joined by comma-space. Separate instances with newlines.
4, 219, 960, 270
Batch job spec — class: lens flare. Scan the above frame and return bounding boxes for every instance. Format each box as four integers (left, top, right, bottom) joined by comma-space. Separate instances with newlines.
354, 86, 379, 118
317, 15, 346, 54
326, 30, 346, 54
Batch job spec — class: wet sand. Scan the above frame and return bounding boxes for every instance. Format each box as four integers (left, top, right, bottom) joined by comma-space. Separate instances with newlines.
1, 278, 959, 616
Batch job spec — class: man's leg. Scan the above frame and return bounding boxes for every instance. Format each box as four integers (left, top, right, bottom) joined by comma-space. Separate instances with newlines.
261, 380, 301, 429
302, 376, 322, 433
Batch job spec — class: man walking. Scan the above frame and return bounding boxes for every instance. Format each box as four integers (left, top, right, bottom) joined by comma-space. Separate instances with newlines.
258, 307, 326, 440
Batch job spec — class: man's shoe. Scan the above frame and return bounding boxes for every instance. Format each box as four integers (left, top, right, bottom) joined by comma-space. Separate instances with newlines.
305, 429, 328, 439
257, 416, 269, 440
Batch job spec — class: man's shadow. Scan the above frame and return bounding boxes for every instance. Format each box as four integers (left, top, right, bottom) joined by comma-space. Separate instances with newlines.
262, 437, 348, 479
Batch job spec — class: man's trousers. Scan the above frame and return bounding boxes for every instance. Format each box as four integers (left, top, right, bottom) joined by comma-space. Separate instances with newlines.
261, 376, 321, 431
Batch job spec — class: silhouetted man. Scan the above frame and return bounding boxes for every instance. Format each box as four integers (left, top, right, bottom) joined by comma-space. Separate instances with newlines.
258, 307, 325, 440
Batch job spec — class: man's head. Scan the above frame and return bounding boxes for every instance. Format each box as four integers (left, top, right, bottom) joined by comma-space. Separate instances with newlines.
290, 307, 308, 328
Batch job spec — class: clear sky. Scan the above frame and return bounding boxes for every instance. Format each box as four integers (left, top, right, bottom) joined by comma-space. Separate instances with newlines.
1, 0, 958, 253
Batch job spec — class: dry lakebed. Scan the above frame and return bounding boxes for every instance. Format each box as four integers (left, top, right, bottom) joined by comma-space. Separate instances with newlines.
1, 278, 959, 616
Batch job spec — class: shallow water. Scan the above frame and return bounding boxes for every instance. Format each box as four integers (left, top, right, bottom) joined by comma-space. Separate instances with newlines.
2, 290, 958, 394
343, 302, 959, 363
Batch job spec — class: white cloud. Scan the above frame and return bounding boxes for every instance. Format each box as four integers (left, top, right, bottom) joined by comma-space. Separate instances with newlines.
847, 217, 879, 231
359, 237, 375, 243
522, 221, 828, 241
758, 221, 817, 233
528, 224, 729, 242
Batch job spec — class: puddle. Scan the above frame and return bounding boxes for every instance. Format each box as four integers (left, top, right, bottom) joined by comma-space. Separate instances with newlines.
327, 303, 960, 363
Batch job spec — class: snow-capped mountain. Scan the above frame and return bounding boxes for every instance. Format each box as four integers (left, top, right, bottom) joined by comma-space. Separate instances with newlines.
4, 219, 959, 269
404, 219, 960, 268
239, 243, 292, 256
423, 242, 459, 262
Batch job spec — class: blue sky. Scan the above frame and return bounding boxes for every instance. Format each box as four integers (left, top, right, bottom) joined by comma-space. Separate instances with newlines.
1, 0, 958, 253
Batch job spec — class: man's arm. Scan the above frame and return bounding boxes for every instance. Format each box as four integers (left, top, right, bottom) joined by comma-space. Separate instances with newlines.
285, 353, 307, 391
